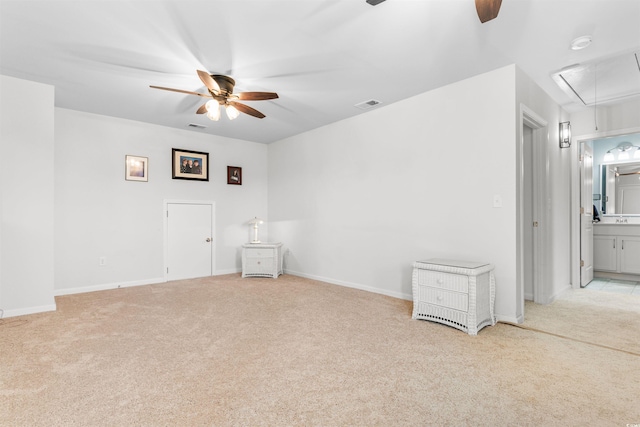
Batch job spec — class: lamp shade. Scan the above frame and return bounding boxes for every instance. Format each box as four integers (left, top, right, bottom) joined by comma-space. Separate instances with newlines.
248, 217, 264, 225
248, 217, 264, 243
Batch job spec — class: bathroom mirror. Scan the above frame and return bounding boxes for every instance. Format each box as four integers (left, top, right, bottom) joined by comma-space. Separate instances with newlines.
600, 161, 640, 215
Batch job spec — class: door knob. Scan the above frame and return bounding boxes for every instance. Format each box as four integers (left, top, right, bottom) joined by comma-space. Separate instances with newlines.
206, 238, 212, 242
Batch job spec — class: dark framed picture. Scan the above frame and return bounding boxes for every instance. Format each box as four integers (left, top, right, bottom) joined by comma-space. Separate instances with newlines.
125, 155, 148, 182
172, 148, 209, 181
227, 166, 242, 185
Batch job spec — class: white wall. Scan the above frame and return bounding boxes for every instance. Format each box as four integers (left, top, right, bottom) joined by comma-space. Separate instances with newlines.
571, 98, 640, 137
0, 75, 56, 316
268, 65, 520, 320
54, 109, 268, 294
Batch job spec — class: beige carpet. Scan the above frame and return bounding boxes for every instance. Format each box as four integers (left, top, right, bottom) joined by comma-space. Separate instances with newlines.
523, 288, 640, 355
1, 274, 639, 426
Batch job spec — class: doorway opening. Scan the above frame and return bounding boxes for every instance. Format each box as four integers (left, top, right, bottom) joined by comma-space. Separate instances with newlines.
518, 105, 548, 321
571, 127, 640, 290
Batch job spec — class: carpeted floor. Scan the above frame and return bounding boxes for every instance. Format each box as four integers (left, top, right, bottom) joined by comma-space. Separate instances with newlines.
1, 274, 639, 426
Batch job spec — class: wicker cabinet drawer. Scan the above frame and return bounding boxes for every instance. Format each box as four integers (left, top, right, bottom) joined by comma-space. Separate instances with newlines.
244, 248, 274, 259
415, 269, 469, 293
418, 286, 468, 311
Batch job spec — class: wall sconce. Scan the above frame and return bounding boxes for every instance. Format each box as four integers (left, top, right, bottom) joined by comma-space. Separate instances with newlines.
559, 121, 571, 148
248, 217, 264, 243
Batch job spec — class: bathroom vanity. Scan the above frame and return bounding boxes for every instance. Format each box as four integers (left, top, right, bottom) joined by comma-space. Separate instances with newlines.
593, 222, 640, 277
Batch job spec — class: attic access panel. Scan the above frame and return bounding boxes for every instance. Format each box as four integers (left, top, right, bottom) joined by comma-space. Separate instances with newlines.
552, 50, 640, 107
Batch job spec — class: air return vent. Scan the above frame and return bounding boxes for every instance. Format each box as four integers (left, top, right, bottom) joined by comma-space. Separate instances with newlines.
355, 99, 382, 110
187, 123, 207, 129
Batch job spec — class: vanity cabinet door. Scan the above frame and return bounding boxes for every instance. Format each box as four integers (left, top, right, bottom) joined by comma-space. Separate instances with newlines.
620, 237, 640, 275
593, 236, 617, 272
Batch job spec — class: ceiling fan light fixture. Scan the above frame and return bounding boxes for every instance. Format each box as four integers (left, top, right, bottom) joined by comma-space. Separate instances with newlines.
226, 104, 240, 120
206, 100, 221, 121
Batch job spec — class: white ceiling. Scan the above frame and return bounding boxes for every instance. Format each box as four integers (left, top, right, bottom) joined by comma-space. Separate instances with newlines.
1, 0, 639, 144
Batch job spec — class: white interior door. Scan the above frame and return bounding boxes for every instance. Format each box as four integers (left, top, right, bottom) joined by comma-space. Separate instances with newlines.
580, 144, 594, 287
523, 125, 536, 301
166, 202, 213, 281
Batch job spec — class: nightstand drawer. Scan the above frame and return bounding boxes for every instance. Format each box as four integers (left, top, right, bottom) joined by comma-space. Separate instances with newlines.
244, 248, 274, 258
419, 286, 468, 311
415, 269, 469, 293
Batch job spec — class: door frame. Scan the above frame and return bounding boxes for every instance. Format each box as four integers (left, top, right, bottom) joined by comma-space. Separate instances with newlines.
570, 126, 640, 289
163, 199, 216, 282
518, 104, 548, 319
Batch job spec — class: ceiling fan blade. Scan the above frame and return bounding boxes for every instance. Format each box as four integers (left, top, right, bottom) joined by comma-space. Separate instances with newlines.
236, 91, 279, 101
475, 0, 502, 23
197, 70, 221, 93
150, 85, 211, 98
196, 103, 208, 114
229, 101, 266, 119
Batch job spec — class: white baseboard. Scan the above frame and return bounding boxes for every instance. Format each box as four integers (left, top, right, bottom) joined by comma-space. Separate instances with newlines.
495, 313, 523, 324
1, 303, 57, 319
55, 277, 165, 296
546, 283, 571, 304
284, 269, 412, 301
214, 268, 242, 276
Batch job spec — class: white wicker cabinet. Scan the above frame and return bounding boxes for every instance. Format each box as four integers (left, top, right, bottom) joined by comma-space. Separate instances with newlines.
242, 243, 283, 279
411, 259, 496, 335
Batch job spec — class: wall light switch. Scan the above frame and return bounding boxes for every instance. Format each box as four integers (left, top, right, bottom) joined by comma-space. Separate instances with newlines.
493, 195, 503, 208
99, 256, 107, 266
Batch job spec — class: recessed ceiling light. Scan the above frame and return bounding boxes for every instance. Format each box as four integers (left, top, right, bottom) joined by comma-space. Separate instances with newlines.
570, 35, 592, 51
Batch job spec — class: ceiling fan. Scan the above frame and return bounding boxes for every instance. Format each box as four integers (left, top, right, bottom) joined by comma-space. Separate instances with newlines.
475, 0, 502, 23
150, 70, 278, 121
366, 0, 502, 23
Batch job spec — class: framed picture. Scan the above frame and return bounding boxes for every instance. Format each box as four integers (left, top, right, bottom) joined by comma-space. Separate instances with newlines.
125, 155, 148, 182
227, 166, 242, 185
172, 148, 209, 181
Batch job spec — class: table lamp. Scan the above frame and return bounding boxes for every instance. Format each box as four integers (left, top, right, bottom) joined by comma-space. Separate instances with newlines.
248, 217, 264, 243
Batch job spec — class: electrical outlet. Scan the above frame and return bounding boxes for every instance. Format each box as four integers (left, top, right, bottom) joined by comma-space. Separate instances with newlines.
99, 256, 107, 266
493, 195, 503, 208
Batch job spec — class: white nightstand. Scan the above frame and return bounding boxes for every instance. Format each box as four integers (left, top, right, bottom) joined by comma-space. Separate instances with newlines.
242, 243, 283, 279
411, 258, 496, 335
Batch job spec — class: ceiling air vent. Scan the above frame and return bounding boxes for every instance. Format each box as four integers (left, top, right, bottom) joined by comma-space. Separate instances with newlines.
187, 123, 207, 129
355, 99, 382, 110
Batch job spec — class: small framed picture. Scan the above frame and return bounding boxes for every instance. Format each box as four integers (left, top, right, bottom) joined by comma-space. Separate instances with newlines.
172, 148, 209, 181
227, 166, 242, 185
125, 155, 148, 182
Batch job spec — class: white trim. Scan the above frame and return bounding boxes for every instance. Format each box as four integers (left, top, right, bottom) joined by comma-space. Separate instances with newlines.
284, 269, 412, 301
1, 304, 57, 319
55, 277, 165, 296
214, 268, 242, 276
570, 126, 640, 289
495, 314, 523, 324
